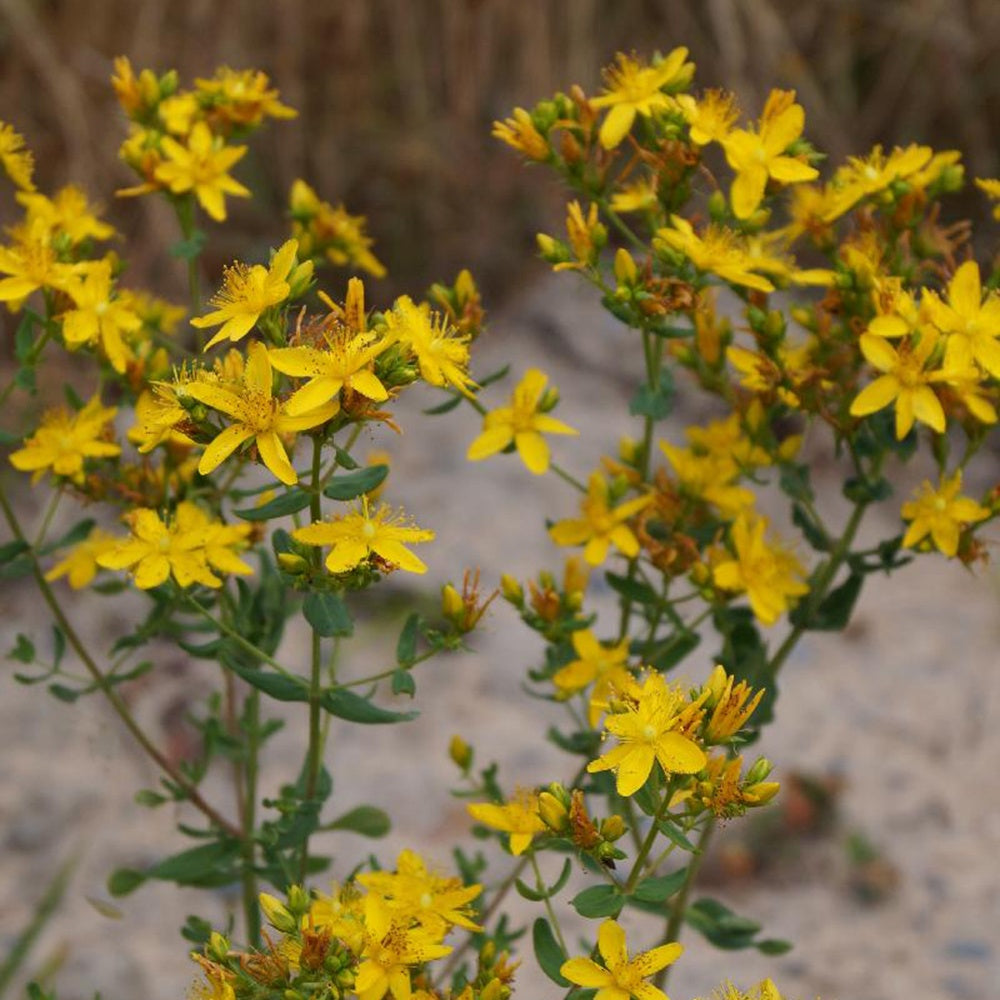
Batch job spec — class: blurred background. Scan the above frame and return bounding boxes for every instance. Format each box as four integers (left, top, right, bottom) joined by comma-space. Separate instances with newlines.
3, 0, 1000, 303
3, 4, 1000, 1000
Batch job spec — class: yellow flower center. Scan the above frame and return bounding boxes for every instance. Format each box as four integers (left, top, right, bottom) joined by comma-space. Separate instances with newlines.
362, 519, 377, 540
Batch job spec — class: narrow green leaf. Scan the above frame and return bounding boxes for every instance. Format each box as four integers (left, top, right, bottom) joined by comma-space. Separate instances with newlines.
134, 790, 168, 808
757, 938, 793, 955
423, 394, 463, 415
169, 230, 207, 261
514, 878, 548, 902
532, 918, 570, 987
48, 684, 80, 703
645, 632, 700, 672
571, 884, 623, 918
0, 540, 29, 565
107, 868, 146, 897
391, 669, 415, 696
147, 840, 240, 886
234, 490, 312, 522
605, 572, 657, 606
791, 502, 830, 552
334, 447, 359, 470
792, 573, 862, 631
396, 612, 420, 666
327, 805, 391, 838
303, 591, 354, 637
323, 464, 388, 501
320, 688, 418, 724
226, 661, 309, 702
656, 819, 697, 853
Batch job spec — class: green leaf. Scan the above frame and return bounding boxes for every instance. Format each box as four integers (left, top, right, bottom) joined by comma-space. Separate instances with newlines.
757, 938, 793, 955
391, 669, 415, 696
792, 572, 863, 631
226, 661, 309, 702
514, 878, 548, 902
134, 789, 168, 808
423, 394, 463, 415
107, 868, 146, 897
48, 684, 80, 703
169, 230, 207, 261
685, 897, 764, 950
327, 805, 391, 838
633, 867, 689, 904
644, 631, 700, 672
320, 688, 418, 724
605, 572, 657, 606
656, 819, 697, 853
779, 463, 814, 503
323, 464, 388, 500
791, 502, 830, 552
629, 370, 674, 421
396, 612, 420, 666
532, 917, 570, 987
303, 592, 354, 637
234, 490, 312, 521
571, 884, 623, 918
146, 839, 241, 887
334, 447, 359, 470
14, 311, 34, 362
0, 540, 29, 565
8, 633, 35, 664
517, 858, 573, 903
843, 475, 892, 505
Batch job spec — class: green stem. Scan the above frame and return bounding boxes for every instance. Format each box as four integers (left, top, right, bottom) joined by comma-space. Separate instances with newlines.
530, 853, 569, 955
549, 461, 587, 493
0, 487, 239, 837
175, 195, 203, 331
623, 789, 674, 895
300, 436, 326, 882
241, 688, 262, 946
654, 818, 715, 990
185, 595, 296, 678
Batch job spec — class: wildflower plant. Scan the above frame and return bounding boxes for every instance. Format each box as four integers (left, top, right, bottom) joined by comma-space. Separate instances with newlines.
2, 42, 999, 1000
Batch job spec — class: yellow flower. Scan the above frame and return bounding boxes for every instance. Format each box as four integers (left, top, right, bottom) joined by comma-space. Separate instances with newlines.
467, 788, 546, 856
561, 919, 683, 1000
44, 528, 118, 589
0, 120, 35, 191
975, 177, 1000, 220
713, 514, 809, 627
154, 121, 250, 221
722, 90, 818, 219
492, 107, 549, 161
677, 89, 740, 146
901, 471, 989, 557
660, 442, 754, 518
549, 472, 652, 566
355, 896, 450, 1000
9, 395, 120, 485
294, 497, 434, 575
655, 217, 775, 293
0, 224, 73, 304
850, 331, 949, 439
591, 48, 694, 149
194, 67, 297, 128
824, 144, 933, 220
192, 239, 300, 349
188, 341, 337, 485
97, 503, 230, 590
128, 386, 194, 454
358, 849, 482, 935
552, 629, 633, 726
290, 179, 386, 277
701, 665, 765, 743
269, 280, 388, 414
587, 671, 707, 797
695, 754, 780, 818
924, 261, 1000, 378
61, 260, 142, 374
16, 185, 115, 245
382, 295, 474, 395
467, 368, 577, 475
610, 177, 659, 214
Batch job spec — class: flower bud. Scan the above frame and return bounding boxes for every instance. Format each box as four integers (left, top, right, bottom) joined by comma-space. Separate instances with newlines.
600, 814, 626, 841
538, 791, 570, 833
480, 978, 509, 1000
277, 552, 309, 575
536, 233, 570, 264
287, 884, 311, 918
614, 247, 638, 285
745, 756, 774, 785
207, 931, 230, 961
500, 574, 523, 605
449, 734, 473, 771
287, 259, 315, 299
259, 892, 297, 933
441, 583, 464, 620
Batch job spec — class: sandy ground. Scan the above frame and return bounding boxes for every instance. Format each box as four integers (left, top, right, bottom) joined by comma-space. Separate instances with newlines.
2, 275, 999, 1000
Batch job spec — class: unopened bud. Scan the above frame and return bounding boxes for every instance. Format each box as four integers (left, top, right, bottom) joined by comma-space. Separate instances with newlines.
441, 583, 464, 620
277, 552, 309, 575
745, 757, 774, 785
287, 259, 315, 299
707, 189, 728, 220
207, 931, 230, 961
538, 386, 560, 413
449, 734, 473, 771
259, 892, 296, 933
500, 574, 523, 605
287, 884, 310, 917
480, 979, 509, 1000
538, 791, 570, 833
614, 247, 638, 284
536, 233, 570, 264
600, 814, 626, 841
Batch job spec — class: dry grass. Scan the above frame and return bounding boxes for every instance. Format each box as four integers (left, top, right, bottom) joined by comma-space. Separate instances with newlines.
1, 0, 999, 299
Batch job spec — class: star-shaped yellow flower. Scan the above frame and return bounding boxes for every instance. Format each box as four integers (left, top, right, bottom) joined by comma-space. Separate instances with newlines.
187, 340, 337, 485
561, 919, 683, 1000
192, 239, 300, 350
901, 470, 990, 557
467, 368, 577, 475
467, 788, 547, 856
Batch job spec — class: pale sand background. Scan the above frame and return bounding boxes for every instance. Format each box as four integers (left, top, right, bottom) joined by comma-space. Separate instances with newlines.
2, 276, 999, 1000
